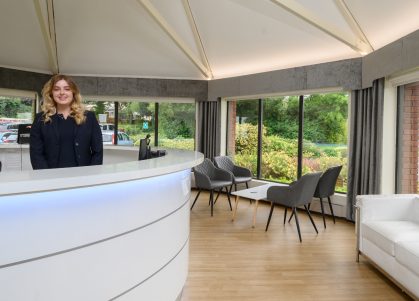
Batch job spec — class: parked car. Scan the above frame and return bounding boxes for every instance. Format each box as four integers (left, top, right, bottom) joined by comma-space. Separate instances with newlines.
1, 133, 18, 143
0, 132, 14, 143
0, 123, 19, 133
99, 123, 115, 131
102, 131, 134, 146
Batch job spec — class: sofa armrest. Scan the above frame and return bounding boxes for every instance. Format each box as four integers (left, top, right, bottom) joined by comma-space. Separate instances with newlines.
356, 194, 418, 222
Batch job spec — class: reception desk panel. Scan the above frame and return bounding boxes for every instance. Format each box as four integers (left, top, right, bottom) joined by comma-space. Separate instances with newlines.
0, 147, 203, 301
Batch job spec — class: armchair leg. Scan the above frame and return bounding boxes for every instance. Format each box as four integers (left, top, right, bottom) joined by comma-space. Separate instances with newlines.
210, 190, 214, 216
304, 205, 318, 234
225, 186, 232, 210
293, 207, 302, 243
190, 189, 201, 210
328, 197, 336, 224
265, 203, 275, 232
214, 189, 222, 204
288, 210, 294, 223
245, 181, 249, 189
283, 207, 288, 225
319, 197, 326, 228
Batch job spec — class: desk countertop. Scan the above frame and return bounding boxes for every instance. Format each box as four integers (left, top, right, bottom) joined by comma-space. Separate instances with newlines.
0, 147, 203, 196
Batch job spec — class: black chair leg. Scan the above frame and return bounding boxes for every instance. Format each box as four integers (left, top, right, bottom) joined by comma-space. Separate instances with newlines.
265, 203, 275, 231
210, 190, 214, 216
234, 184, 237, 191
225, 186, 232, 210
190, 189, 201, 210
328, 196, 336, 224
245, 181, 249, 189
288, 210, 294, 223
283, 207, 288, 224
319, 197, 326, 228
293, 207, 302, 243
304, 205, 318, 234
214, 189, 222, 204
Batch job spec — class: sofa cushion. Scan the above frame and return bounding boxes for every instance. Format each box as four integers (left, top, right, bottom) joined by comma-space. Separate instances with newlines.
395, 241, 419, 277
362, 221, 419, 256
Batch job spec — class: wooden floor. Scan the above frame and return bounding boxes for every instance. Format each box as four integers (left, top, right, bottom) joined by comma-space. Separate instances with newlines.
181, 190, 412, 301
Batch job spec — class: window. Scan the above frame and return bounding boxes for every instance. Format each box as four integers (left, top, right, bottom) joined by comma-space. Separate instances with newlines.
303, 93, 348, 192
158, 102, 195, 150
227, 92, 349, 193
226, 99, 258, 176
0, 95, 35, 144
85, 99, 196, 149
261, 96, 299, 184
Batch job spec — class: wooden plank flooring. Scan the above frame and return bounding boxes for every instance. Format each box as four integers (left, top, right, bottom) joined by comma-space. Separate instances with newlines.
181, 190, 413, 301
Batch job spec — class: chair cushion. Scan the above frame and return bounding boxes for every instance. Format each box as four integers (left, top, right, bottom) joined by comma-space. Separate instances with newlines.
362, 221, 419, 256
210, 180, 232, 189
395, 241, 419, 276
234, 176, 252, 184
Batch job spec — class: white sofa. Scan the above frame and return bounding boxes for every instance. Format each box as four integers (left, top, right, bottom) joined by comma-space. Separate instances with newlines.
356, 194, 419, 300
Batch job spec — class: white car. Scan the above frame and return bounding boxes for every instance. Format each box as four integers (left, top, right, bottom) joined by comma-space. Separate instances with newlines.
102, 131, 134, 146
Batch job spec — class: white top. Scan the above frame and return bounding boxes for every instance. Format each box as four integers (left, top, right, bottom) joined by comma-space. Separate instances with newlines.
0, 146, 204, 196
230, 183, 287, 200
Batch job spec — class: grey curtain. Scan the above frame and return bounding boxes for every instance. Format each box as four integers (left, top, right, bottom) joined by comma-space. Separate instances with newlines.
197, 100, 220, 159
347, 78, 384, 221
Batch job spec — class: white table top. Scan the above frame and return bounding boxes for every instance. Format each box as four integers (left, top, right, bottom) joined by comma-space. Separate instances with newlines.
231, 183, 287, 201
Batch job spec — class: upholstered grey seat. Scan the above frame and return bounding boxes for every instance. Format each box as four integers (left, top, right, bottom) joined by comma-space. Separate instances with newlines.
191, 158, 233, 216
311, 165, 343, 228
265, 172, 322, 242
214, 156, 252, 191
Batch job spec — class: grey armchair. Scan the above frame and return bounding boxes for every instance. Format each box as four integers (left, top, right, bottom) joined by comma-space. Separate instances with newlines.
191, 158, 233, 216
265, 172, 322, 242
214, 156, 252, 191
311, 165, 343, 228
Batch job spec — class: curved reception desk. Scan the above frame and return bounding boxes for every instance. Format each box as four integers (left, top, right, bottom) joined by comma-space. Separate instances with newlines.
0, 145, 203, 301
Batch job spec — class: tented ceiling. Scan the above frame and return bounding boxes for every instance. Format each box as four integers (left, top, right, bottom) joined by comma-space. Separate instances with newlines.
1, 0, 419, 80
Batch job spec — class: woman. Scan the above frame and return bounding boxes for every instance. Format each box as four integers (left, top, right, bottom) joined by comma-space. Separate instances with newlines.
30, 74, 103, 169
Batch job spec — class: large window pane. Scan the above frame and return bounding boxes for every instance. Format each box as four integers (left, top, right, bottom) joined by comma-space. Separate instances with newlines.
227, 99, 258, 176
158, 102, 195, 150
303, 93, 348, 193
261, 96, 299, 183
0, 96, 35, 144
118, 102, 155, 146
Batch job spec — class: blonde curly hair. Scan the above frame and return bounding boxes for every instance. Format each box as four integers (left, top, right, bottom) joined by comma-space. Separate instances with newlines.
41, 74, 86, 125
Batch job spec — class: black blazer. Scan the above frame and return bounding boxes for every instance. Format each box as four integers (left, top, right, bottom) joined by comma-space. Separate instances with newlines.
30, 111, 103, 170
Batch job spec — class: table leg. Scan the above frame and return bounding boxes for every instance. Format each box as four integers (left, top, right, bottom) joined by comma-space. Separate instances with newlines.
252, 200, 259, 228
232, 195, 240, 221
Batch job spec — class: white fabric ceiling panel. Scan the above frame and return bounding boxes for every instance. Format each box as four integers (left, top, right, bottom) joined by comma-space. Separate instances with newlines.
189, 0, 358, 78
0, 0, 50, 73
0, 0, 418, 80
54, 0, 202, 78
345, 0, 419, 50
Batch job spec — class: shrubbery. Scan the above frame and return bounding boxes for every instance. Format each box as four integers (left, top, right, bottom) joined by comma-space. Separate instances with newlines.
233, 123, 348, 192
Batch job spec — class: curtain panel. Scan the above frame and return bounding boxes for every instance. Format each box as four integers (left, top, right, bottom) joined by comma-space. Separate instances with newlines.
347, 78, 384, 221
197, 100, 220, 160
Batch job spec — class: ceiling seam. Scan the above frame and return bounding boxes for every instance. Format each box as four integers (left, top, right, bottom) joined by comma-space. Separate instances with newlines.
269, 0, 369, 54
181, 0, 213, 79
47, 0, 60, 73
33, 0, 58, 74
333, 0, 374, 53
136, 0, 211, 79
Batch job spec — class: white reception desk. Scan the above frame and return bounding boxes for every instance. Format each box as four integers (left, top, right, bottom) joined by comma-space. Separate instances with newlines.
0, 145, 203, 301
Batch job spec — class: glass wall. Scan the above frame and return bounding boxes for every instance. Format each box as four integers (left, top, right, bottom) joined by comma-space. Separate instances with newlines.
261, 96, 299, 184
85, 99, 195, 149
0, 95, 35, 144
118, 101, 155, 146
227, 99, 258, 176
158, 103, 195, 150
302, 93, 348, 192
227, 92, 349, 193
